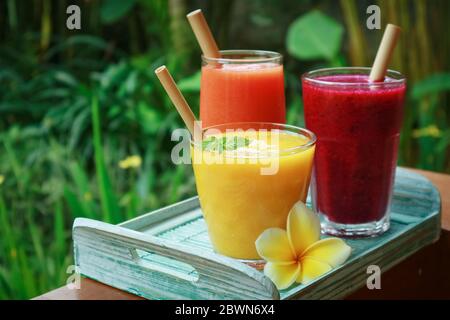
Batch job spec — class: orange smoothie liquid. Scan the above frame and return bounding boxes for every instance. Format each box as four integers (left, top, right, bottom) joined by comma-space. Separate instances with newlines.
200, 63, 286, 127
192, 130, 315, 259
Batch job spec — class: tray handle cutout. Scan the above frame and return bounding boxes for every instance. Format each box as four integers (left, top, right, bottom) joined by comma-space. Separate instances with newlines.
130, 248, 200, 283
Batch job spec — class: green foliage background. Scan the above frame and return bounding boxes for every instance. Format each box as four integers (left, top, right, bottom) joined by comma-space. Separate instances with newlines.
0, 0, 449, 299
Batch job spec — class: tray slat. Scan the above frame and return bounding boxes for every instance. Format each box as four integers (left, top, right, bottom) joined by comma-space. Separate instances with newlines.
73, 168, 441, 300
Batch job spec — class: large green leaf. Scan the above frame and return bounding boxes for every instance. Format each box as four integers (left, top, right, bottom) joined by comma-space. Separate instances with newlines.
286, 10, 343, 61
411, 73, 450, 100
100, 0, 137, 24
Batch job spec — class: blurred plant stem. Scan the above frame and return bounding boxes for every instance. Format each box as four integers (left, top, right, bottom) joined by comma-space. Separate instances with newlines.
91, 95, 121, 224
129, 11, 140, 54
40, 0, 52, 56
7, 0, 18, 32
339, 0, 368, 66
209, 0, 235, 49
168, 0, 192, 71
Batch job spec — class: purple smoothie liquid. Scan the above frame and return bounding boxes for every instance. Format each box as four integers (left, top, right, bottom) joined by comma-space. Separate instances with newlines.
302, 74, 406, 224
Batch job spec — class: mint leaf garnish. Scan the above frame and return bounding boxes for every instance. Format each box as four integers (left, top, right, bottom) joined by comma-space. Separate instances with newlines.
202, 136, 250, 153
202, 136, 219, 151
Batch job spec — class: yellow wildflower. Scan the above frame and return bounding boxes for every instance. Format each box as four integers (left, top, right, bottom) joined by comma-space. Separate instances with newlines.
412, 125, 442, 138
119, 155, 142, 169
0, 175, 4, 185
83, 192, 92, 201
255, 201, 351, 290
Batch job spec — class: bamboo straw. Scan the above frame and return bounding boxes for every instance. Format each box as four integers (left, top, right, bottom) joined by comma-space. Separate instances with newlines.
187, 9, 220, 58
369, 24, 401, 82
154, 66, 200, 138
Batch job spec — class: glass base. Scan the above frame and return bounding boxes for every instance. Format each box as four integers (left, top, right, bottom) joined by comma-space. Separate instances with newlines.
238, 258, 266, 270
321, 215, 390, 238
212, 248, 266, 270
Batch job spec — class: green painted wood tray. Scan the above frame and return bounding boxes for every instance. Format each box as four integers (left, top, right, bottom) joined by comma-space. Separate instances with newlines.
73, 168, 441, 300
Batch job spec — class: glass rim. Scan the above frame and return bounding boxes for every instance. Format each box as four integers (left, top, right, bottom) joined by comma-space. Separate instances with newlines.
190, 122, 316, 158
302, 67, 406, 87
201, 50, 282, 64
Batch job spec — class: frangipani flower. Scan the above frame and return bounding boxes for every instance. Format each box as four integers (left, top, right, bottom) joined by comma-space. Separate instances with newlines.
255, 201, 351, 290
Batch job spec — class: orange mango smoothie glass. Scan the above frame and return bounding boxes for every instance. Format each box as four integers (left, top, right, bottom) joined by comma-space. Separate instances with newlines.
191, 123, 316, 261
200, 51, 286, 127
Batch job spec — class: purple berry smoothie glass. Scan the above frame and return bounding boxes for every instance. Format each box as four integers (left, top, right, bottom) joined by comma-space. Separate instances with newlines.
302, 67, 406, 237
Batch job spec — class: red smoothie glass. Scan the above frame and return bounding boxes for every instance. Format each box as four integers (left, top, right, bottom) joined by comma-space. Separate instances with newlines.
200, 50, 286, 127
302, 67, 406, 237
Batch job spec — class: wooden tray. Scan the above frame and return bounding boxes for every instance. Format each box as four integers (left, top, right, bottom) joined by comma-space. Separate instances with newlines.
73, 168, 441, 300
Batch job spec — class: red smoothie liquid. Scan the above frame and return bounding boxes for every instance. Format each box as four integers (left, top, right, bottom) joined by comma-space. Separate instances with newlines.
200, 63, 286, 127
302, 74, 406, 224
